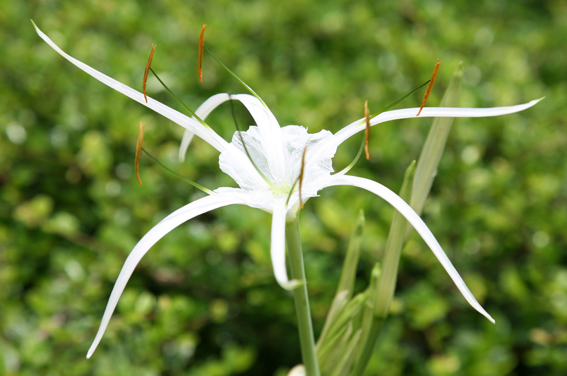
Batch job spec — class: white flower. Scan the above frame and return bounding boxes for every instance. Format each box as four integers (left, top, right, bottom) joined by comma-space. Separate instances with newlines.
34, 24, 540, 358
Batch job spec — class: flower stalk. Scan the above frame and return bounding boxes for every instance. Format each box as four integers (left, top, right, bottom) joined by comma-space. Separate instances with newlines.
286, 218, 321, 376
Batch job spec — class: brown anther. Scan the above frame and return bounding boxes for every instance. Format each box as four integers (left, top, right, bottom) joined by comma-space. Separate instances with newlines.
198, 24, 207, 83
417, 59, 441, 116
143, 45, 156, 103
298, 145, 308, 209
364, 100, 371, 160
135, 122, 145, 185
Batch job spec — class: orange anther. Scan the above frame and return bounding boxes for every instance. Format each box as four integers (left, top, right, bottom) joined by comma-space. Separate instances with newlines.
198, 24, 207, 83
135, 122, 145, 185
298, 145, 308, 209
143, 45, 156, 103
417, 59, 441, 116
364, 100, 371, 160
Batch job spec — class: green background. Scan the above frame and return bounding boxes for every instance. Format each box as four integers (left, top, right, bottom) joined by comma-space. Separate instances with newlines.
1, 0, 566, 375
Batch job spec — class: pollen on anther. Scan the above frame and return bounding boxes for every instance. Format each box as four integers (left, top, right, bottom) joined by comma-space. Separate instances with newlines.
135, 122, 145, 185
417, 59, 441, 116
298, 145, 308, 209
364, 100, 371, 160
198, 24, 207, 83
143, 45, 156, 103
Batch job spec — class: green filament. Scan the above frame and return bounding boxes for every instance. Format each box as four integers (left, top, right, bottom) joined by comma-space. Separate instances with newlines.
149, 68, 212, 130
339, 79, 432, 175
204, 47, 268, 108
142, 148, 213, 195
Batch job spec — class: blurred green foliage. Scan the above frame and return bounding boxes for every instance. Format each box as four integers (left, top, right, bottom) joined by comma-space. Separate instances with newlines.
1, 0, 566, 375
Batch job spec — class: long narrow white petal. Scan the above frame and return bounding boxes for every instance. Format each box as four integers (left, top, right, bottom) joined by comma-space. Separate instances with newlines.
179, 93, 231, 162
321, 175, 495, 323
330, 100, 542, 149
270, 203, 298, 290
86, 191, 249, 358
33, 23, 228, 152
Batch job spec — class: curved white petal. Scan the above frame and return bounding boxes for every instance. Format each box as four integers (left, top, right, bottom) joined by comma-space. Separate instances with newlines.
86, 191, 249, 358
330, 100, 541, 149
231, 94, 286, 179
33, 23, 228, 152
321, 174, 495, 323
230, 94, 281, 136
178, 93, 286, 183
179, 131, 195, 163
179, 93, 231, 162
270, 203, 294, 289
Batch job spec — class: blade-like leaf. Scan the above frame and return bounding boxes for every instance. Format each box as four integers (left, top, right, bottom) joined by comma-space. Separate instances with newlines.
319, 323, 354, 376
323, 293, 367, 345
317, 210, 365, 351
411, 62, 463, 217
349, 64, 465, 376
374, 160, 416, 317
337, 209, 366, 298
354, 263, 382, 364
316, 290, 349, 351
330, 329, 363, 376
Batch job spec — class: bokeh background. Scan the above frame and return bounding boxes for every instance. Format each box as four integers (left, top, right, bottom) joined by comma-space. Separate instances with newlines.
1, 0, 566, 375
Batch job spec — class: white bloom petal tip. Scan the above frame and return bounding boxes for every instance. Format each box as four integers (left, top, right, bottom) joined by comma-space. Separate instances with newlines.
83, 192, 249, 359
86, 347, 95, 359
522, 97, 544, 108
330, 98, 543, 150
478, 308, 495, 324
322, 175, 498, 322
473, 302, 495, 324
287, 364, 306, 376
279, 279, 304, 291
33, 22, 229, 153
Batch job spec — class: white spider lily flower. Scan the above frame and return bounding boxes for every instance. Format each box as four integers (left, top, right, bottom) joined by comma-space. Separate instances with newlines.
34, 24, 540, 359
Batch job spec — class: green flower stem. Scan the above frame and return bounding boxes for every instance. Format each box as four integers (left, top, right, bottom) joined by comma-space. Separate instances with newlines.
286, 218, 321, 376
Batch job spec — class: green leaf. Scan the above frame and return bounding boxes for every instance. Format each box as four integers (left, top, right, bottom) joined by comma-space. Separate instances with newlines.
373, 160, 416, 318
330, 329, 363, 376
410, 62, 463, 217
337, 209, 366, 299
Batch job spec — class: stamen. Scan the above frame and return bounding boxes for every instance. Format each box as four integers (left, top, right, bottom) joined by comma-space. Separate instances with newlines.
141, 147, 213, 195
417, 59, 440, 116
149, 67, 212, 130
205, 46, 268, 109
364, 100, 371, 160
285, 177, 299, 207
135, 122, 145, 185
298, 145, 308, 209
198, 24, 207, 83
143, 45, 156, 103
338, 80, 431, 176
134, 120, 211, 193
373, 80, 430, 116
